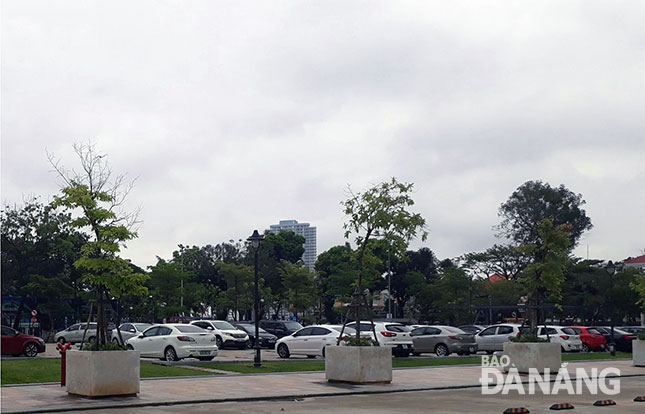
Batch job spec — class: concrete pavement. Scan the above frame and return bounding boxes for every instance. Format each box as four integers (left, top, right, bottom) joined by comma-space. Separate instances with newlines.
1, 360, 643, 413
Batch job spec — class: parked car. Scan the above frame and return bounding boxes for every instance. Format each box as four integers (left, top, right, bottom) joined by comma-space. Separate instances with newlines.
259, 320, 304, 338
618, 326, 645, 335
536, 326, 583, 352
345, 321, 413, 357
1, 326, 46, 357
410, 326, 477, 356
475, 324, 522, 353
125, 323, 218, 361
458, 325, 487, 334
231, 323, 278, 349
276, 324, 348, 359
569, 326, 607, 352
55, 323, 98, 344
190, 320, 249, 349
111, 323, 152, 345
592, 327, 636, 353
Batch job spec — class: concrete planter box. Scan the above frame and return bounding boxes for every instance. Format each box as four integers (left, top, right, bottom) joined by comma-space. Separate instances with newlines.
503, 342, 561, 374
66, 350, 140, 397
325, 346, 392, 384
633, 340, 645, 367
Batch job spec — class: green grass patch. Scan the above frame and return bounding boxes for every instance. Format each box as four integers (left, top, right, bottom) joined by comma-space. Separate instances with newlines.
202, 352, 632, 374
1, 359, 216, 385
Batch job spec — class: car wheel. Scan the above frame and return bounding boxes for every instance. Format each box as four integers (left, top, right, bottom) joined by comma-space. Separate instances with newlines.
164, 346, 178, 362
277, 344, 290, 359
322, 347, 326, 358
24, 343, 39, 358
215, 336, 223, 348
127, 345, 134, 350
486, 350, 494, 355
246, 340, 254, 349
198, 356, 214, 361
582, 344, 590, 353
57, 337, 66, 345
87, 336, 96, 343
412, 352, 421, 356
435, 344, 449, 357
307, 355, 316, 359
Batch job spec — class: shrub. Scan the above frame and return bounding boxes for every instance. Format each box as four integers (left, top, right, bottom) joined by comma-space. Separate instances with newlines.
342, 336, 379, 346
81, 341, 126, 351
510, 334, 548, 343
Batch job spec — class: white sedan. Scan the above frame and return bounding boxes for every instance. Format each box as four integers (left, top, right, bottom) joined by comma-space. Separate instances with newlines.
126, 324, 218, 361
276, 325, 351, 359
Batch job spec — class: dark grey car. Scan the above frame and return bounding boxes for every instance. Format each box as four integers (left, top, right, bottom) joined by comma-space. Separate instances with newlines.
411, 326, 477, 356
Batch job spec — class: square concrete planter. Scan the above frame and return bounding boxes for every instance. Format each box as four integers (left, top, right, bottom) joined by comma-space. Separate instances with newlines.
66, 350, 140, 397
633, 339, 645, 367
503, 342, 561, 374
325, 346, 392, 384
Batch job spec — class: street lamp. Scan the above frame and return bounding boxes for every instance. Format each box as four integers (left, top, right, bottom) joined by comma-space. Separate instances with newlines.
606, 260, 616, 356
247, 229, 264, 368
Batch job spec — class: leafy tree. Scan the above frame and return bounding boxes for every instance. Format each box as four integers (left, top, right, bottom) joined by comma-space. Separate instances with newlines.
342, 178, 427, 339
430, 266, 475, 325
390, 248, 439, 318
1, 198, 87, 331
497, 180, 592, 247
50, 143, 148, 347
517, 219, 572, 329
631, 272, 645, 308
279, 261, 314, 319
462, 244, 529, 280
217, 262, 254, 320
147, 258, 191, 319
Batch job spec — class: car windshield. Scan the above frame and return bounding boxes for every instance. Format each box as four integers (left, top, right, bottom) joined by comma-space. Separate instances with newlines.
212, 321, 236, 330
239, 325, 268, 334
385, 324, 411, 332
176, 325, 206, 333
284, 322, 303, 330
134, 324, 151, 331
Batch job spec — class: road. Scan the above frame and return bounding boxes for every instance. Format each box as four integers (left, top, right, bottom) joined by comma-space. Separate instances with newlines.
66, 376, 645, 414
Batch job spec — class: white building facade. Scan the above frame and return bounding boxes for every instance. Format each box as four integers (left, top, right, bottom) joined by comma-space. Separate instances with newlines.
267, 220, 317, 271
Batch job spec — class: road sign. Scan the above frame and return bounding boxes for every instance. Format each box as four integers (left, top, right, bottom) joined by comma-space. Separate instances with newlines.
31, 309, 38, 317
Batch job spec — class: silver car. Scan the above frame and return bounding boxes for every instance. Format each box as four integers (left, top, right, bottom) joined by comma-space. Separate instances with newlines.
55, 323, 98, 344
475, 324, 522, 353
411, 326, 477, 356
111, 323, 152, 345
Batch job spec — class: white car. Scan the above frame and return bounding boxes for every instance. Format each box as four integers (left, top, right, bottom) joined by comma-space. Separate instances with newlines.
475, 324, 522, 353
190, 320, 249, 349
345, 321, 413, 357
276, 324, 350, 359
126, 324, 218, 361
111, 323, 152, 345
537, 326, 583, 352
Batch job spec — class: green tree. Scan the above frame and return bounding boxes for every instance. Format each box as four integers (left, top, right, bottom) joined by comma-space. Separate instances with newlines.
1, 198, 87, 331
497, 180, 592, 247
431, 266, 475, 325
280, 260, 314, 319
315, 244, 358, 323
217, 262, 254, 320
51, 143, 148, 347
147, 258, 191, 319
462, 244, 529, 280
342, 178, 427, 339
517, 219, 572, 329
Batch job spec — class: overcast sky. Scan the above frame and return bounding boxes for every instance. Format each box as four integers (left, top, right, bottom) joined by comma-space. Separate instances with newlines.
2, 1, 644, 269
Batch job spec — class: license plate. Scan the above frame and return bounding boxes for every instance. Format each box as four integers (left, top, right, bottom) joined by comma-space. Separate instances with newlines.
268, 339, 276, 343
199, 351, 210, 355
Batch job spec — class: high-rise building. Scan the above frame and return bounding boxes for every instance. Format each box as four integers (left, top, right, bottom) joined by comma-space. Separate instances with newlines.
267, 220, 317, 271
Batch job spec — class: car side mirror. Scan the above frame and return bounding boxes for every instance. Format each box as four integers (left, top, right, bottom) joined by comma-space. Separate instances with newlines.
138, 334, 144, 338
206, 326, 214, 330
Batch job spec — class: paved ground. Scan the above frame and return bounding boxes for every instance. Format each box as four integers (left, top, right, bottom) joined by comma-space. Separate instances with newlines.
83, 377, 645, 414
1, 360, 642, 413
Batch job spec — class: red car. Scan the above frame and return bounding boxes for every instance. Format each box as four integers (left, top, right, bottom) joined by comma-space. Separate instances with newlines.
1, 326, 46, 357
569, 326, 607, 352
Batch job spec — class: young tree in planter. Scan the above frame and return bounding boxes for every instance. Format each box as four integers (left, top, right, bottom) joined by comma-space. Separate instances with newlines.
341, 178, 427, 341
518, 219, 572, 330
50, 143, 148, 348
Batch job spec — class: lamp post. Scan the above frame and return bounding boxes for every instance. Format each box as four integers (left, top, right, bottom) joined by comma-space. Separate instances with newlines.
247, 230, 264, 368
606, 260, 616, 356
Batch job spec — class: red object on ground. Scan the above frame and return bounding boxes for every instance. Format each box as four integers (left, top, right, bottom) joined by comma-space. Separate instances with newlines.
56, 342, 72, 386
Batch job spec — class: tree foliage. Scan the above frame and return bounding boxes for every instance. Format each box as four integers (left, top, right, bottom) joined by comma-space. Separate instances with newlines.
497, 180, 592, 246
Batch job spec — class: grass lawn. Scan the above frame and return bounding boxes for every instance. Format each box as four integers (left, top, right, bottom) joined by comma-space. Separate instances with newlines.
1, 358, 216, 385
201, 352, 632, 374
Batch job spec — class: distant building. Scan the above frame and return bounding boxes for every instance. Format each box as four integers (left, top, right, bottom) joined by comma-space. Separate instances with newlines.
267, 220, 317, 271
622, 255, 645, 272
